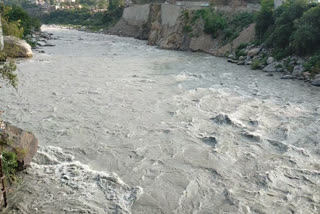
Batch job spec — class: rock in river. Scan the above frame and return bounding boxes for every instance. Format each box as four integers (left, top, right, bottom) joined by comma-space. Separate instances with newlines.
0, 123, 38, 169
312, 78, 320, 86
263, 63, 276, 72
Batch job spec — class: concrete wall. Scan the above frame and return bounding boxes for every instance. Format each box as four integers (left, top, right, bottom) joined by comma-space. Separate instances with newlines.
122, 4, 150, 26
161, 4, 182, 27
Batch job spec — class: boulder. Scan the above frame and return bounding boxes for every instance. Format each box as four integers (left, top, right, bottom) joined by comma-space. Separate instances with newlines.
4, 36, 33, 58
292, 65, 305, 77
227, 59, 238, 63
247, 48, 261, 57
37, 41, 46, 46
237, 60, 245, 65
0, 123, 38, 169
263, 63, 276, 72
238, 56, 245, 61
267, 57, 274, 65
281, 75, 295, 79
303, 72, 311, 80
312, 79, 320, 86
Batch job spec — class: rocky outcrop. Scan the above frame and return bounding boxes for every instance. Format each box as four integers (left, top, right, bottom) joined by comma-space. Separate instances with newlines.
4, 36, 33, 58
216, 23, 256, 56
109, 4, 257, 56
0, 123, 38, 169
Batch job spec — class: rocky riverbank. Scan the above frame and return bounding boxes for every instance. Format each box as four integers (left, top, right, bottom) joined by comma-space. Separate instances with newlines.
227, 45, 320, 86
107, 3, 320, 87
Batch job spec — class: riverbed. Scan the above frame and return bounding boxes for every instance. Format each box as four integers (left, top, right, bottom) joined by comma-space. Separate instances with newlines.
0, 26, 320, 214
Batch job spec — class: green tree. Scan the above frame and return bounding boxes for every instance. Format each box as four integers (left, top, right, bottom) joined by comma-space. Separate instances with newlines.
255, 0, 274, 41
292, 4, 320, 55
266, 0, 307, 49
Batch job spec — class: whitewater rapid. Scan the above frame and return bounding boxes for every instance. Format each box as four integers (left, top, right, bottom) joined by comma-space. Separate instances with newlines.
0, 26, 320, 214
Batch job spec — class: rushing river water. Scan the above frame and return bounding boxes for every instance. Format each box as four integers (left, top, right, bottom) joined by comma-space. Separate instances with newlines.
0, 26, 320, 214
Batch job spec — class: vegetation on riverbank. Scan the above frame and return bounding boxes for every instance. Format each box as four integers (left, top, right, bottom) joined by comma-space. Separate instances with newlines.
0, 3, 41, 38
41, 0, 124, 31
181, 0, 319, 78
183, 8, 255, 43
254, 0, 320, 76
256, 0, 320, 57
0, 54, 18, 185
0, 3, 22, 188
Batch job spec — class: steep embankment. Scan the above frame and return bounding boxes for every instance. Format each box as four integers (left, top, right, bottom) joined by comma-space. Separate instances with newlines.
108, 4, 256, 56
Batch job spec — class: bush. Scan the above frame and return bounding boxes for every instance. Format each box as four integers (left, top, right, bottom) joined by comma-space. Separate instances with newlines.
188, 9, 254, 41
251, 57, 268, 70
304, 52, 320, 76
0, 50, 17, 89
292, 4, 320, 55
203, 11, 227, 38
272, 48, 290, 60
251, 60, 262, 70
235, 49, 246, 58
192, 8, 227, 38
2, 18, 23, 38
2, 151, 18, 184
223, 12, 255, 41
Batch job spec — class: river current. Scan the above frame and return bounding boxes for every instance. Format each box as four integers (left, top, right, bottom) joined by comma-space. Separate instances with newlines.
0, 26, 320, 214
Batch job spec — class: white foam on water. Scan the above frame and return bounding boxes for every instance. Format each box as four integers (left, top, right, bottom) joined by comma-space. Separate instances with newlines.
29, 146, 143, 213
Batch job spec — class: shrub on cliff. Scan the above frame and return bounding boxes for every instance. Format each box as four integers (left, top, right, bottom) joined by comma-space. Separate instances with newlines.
223, 12, 255, 42
2, 151, 18, 184
191, 9, 227, 38
304, 52, 320, 76
190, 9, 254, 41
0, 51, 17, 89
1, 18, 23, 38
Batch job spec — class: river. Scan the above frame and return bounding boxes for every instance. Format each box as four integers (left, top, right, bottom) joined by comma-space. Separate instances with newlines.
0, 26, 320, 214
